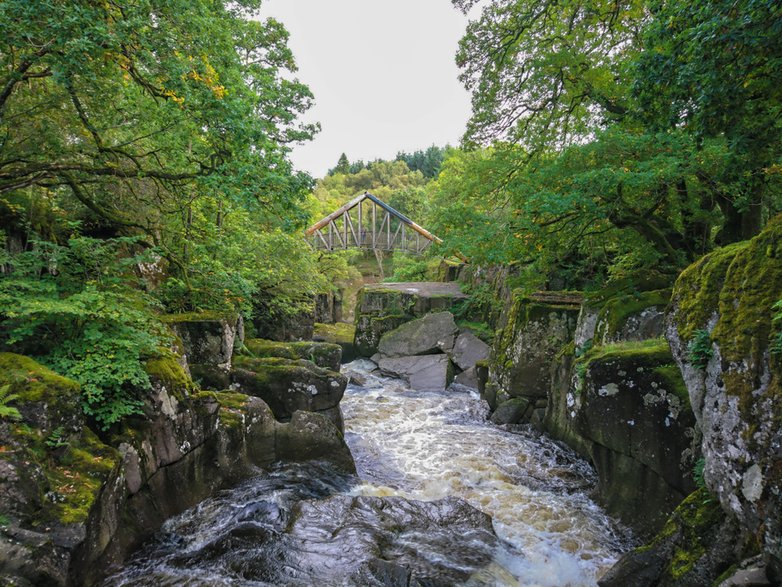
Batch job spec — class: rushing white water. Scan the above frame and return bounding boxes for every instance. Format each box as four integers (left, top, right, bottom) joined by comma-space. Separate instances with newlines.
105, 360, 633, 586
341, 361, 633, 586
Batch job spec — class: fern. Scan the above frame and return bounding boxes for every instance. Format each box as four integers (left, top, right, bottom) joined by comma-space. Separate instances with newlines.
772, 300, 782, 355
0, 384, 22, 421
688, 329, 713, 370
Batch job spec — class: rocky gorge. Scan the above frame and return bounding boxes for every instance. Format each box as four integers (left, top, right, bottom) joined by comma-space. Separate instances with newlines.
1, 219, 780, 586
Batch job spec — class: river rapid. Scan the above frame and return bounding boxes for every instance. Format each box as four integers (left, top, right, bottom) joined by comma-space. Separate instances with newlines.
105, 360, 634, 586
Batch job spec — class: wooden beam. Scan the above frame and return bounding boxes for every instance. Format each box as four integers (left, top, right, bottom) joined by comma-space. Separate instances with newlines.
305, 193, 366, 235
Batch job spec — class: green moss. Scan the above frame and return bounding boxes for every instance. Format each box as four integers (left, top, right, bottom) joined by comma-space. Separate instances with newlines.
673, 242, 749, 342
594, 289, 671, 342
580, 338, 671, 367
160, 310, 237, 324
313, 322, 355, 344
145, 356, 195, 397
673, 216, 782, 425
653, 364, 690, 406
630, 488, 725, 581
0, 353, 80, 404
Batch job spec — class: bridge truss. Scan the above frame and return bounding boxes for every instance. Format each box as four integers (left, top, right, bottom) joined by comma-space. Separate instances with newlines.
305, 192, 442, 254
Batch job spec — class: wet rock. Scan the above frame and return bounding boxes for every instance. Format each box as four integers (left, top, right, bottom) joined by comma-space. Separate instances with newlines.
454, 366, 479, 389
490, 397, 530, 425
378, 355, 454, 392
275, 411, 355, 474
377, 311, 459, 358
142, 494, 497, 586
450, 330, 491, 371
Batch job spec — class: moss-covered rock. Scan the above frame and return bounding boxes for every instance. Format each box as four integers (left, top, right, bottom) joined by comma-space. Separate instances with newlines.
0, 354, 120, 586
244, 338, 342, 372
572, 339, 697, 535
353, 283, 468, 357
599, 488, 745, 587
489, 291, 581, 405
163, 311, 241, 370
592, 289, 671, 345
231, 356, 347, 429
667, 215, 782, 573
313, 322, 356, 363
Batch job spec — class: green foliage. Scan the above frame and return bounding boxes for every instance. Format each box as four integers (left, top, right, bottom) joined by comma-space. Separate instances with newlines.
386, 253, 439, 282
45, 427, 69, 450
454, 283, 502, 323
0, 238, 168, 429
444, 0, 781, 285
0, 383, 21, 421
688, 329, 714, 370
693, 457, 706, 489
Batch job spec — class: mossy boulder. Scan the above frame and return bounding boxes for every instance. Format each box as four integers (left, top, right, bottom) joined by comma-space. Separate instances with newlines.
599, 488, 743, 587
666, 215, 782, 573
313, 322, 357, 363
231, 356, 347, 429
592, 289, 671, 345
162, 311, 241, 370
489, 291, 581, 405
0, 354, 120, 587
244, 338, 342, 372
572, 339, 697, 535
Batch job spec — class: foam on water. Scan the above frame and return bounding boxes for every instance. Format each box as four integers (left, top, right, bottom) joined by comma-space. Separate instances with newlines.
341, 361, 634, 585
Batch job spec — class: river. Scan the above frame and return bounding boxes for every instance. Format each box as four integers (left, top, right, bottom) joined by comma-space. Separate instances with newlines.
105, 360, 634, 586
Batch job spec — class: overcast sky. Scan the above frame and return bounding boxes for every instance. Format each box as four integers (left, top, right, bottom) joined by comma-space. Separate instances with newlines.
262, 0, 474, 178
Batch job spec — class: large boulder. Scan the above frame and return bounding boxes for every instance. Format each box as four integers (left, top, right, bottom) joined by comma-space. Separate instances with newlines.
377, 311, 458, 358
353, 282, 468, 357
666, 216, 782, 576
163, 312, 242, 371
451, 330, 491, 371
377, 355, 454, 392
231, 356, 347, 430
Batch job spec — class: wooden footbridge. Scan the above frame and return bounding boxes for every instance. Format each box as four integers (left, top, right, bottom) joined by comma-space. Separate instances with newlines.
305, 192, 442, 254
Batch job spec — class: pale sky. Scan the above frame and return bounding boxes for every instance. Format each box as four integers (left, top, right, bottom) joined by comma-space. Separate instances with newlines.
262, 0, 474, 178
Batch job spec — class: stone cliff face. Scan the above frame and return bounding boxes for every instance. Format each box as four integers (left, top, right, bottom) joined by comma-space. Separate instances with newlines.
0, 318, 355, 586
477, 284, 696, 536
665, 216, 782, 580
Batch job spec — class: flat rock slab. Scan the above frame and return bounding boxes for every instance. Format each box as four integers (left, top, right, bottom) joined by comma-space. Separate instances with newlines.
378, 355, 453, 392
378, 312, 458, 358
364, 282, 469, 298
451, 331, 490, 370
